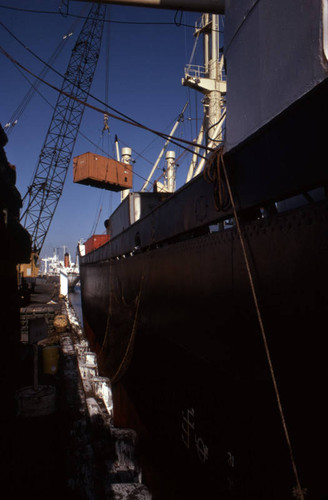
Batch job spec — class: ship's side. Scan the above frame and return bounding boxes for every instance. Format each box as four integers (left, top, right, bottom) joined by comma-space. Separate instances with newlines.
79, 1, 328, 497
80, 175, 328, 498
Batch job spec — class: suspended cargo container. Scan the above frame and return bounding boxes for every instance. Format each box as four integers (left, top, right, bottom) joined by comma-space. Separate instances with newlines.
85, 234, 110, 255
73, 152, 132, 191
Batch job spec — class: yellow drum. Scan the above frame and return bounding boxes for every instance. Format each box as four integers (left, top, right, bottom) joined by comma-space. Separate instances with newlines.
42, 345, 59, 375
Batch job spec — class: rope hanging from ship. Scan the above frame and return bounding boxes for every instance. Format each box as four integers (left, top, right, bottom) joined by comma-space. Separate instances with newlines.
216, 149, 306, 500
111, 273, 144, 384
203, 147, 230, 212
99, 261, 145, 384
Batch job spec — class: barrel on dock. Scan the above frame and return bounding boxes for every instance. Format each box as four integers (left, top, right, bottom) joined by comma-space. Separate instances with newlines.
42, 345, 60, 375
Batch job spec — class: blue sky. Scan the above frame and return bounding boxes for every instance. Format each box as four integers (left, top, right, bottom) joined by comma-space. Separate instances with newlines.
0, 1, 205, 261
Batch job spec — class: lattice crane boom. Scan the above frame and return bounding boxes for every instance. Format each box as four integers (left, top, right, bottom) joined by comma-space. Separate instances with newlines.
21, 3, 106, 258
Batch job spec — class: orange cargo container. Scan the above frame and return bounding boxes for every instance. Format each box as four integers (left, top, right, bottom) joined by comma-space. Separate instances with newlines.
73, 152, 132, 191
85, 234, 110, 254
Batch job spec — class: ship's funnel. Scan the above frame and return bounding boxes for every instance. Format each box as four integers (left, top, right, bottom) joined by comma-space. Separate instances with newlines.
64, 252, 70, 268
121, 147, 132, 161
121, 147, 132, 201
165, 150, 176, 193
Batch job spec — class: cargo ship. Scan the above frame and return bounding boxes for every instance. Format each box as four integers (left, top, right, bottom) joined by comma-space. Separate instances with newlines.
78, 1, 328, 498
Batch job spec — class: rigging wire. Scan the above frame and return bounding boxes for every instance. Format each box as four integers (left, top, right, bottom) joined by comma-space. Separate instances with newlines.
58, 0, 69, 18
134, 117, 178, 161
0, 21, 211, 158
0, 3, 224, 31
118, 138, 153, 167
0, 18, 215, 197
187, 26, 200, 68
90, 203, 103, 236
183, 15, 196, 142
2, 2, 89, 131
90, 8, 113, 236
6, 52, 152, 190
118, 114, 184, 176
206, 111, 226, 144
102, 8, 111, 136
4, 16, 81, 134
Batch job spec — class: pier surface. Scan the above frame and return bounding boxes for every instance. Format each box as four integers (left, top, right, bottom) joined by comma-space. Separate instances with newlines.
1, 277, 70, 498
0, 277, 150, 499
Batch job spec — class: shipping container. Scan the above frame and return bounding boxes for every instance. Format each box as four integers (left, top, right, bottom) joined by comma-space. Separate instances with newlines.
85, 234, 110, 254
73, 152, 132, 191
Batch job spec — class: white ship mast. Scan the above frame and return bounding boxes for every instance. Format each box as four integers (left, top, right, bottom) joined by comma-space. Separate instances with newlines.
140, 13, 225, 192
183, 13, 226, 181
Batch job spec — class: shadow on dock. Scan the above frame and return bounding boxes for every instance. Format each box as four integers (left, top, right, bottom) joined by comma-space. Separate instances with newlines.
0, 277, 151, 499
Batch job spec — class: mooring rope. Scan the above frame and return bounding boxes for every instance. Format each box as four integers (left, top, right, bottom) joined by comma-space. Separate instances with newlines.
110, 272, 145, 384
216, 149, 306, 500
203, 148, 230, 212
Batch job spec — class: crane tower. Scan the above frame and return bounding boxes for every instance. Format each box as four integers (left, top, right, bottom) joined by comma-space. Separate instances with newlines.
20, 3, 106, 277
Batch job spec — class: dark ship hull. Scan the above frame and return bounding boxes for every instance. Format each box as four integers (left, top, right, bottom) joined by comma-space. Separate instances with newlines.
79, 1, 328, 496
80, 189, 328, 498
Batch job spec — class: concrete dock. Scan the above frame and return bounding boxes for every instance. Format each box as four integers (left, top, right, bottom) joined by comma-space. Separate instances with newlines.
0, 277, 151, 499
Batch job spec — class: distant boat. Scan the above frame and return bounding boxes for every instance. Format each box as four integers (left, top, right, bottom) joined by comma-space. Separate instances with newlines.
41, 249, 80, 292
